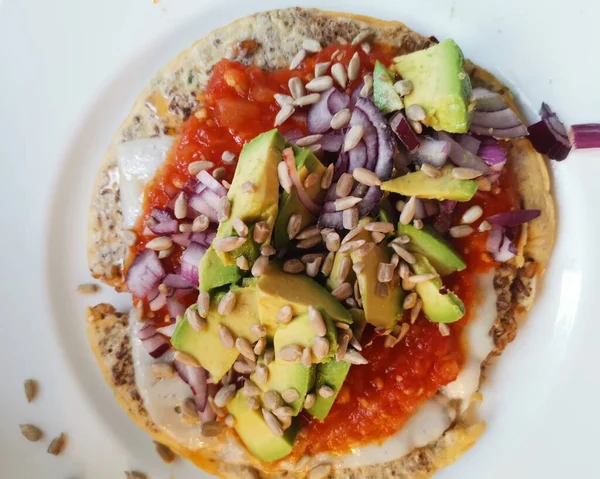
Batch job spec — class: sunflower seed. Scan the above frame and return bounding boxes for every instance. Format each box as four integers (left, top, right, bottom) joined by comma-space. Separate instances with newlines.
331, 282, 353, 301
236, 255, 249, 271
195, 293, 210, 319
122, 229, 138, 246
361, 41, 372, 53
231, 217, 248, 237
253, 338, 267, 356
261, 245, 276, 256
253, 221, 271, 243
172, 192, 188, 220
352, 30, 371, 45
403, 292, 418, 309
306, 75, 333, 92
393, 235, 411, 245
478, 220, 492, 232
284, 214, 302, 240
187, 309, 206, 332
406, 104, 426, 122
192, 214, 209, 232
342, 224, 364, 244
321, 163, 334, 189
345, 349, 369, 365
400, 196, 417, 225
243, 379, 261, 397
331, 49, 341, 60
214, 384, 237, 407
315, 61, 331, 77
353, 279, 362, 301
410, 299, 422, 323
352, 167, 382, 186
377, 262, 395, 283
461, 205, 484, 224
273, 406, 294, 420
413, 219, 424, 230
331, 62, 348, 88
321, 251, 334, 276
438, 323, 451, 337
146, 236, 173, 251
214, 236, 246, 252
218, 291, 237, 315
449, 225, 474, 238
344, 125, 365, 152
365, 221, 394, 233
330, 108, 351, 129
333, 257, 350, 284
395, 199, 406, 212
312, 337, 330, 361
296, 134, 323, 147
301, 347, 312, 368
46, 433, 67, 456
335, 196, 362, 211
125, 471, 147, 479
408, 273, 437, 284
235, 337, 256, 362
275, 93, 294, 107
262, 408, 284, 436
224, 414, 235, 427
218, 325, 235, 349
283, 258, 305, 273
290, 49, 307, 70
334, 173, 353, 198
302, 38, 322, 53
174, 351, 200, 367
158, 248, 173, 259
338, 239, 365, 254
348, 52, 361, 81
24, 379, 38, 403
304, 393, 316, 409
376, 280, 390, 296
452, 167, 483, 180
390, 243, 416, 264
277, 161, 293, 193
360, 74, 373, 97
297, 226, 320, 240
247, 397, 260, 410
402, 277, 416, 291
201, 421, 223, 437
409, 119, 423, 134
282, 388, 300, 404
421, 163, 442, 178
188, 160, 214, 175
394, 79, 413, 96
318, 385, 335, 398
277, 305, 294, 324
293, 93, 321, 107
20, 424, 43, 442
262, 390, 282, 410
325, 232, 341, 252
279, 344, 303, 362
219, 150, 237, 165
263, 348, 275, 366
355, 241, 375, 258
476, 176, 492, 191
275, 104, 295, 126
308, 306, 327, 337
254, 363, 269, 385
212, 167, 226, 180
152, 441, 176, 464
233, 361, 255, 375
179, 223, 193, 233
298, 236, 322, 249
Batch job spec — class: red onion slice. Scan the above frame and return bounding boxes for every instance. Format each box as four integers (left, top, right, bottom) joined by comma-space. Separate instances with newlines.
197, 170, 227, 197
348, 142, 367, 172
457, 134, 481, 155
174, 360, 209, 412
191, 230, 216, 248
410, 136, 450, 167
470, 87, 527, 139
487, 209, 541, 227
181, 242, 206, 286
350, 107, 379, 170
319, 134, 343, 152
163, 273, 194, 290
486, 226, 517, 262
138, 322, 158, 340
198, 188, 222, 212
472, 87, 508, 112
528, 120, 571, 161
172, 232, 192, 248
149, 293, 168, 311
283, 148, 322, 215
437, 132, 490, 173
138, 323, 170, 358
125, 250, 165, 299
189, 195, 219, 222
477, 137, 507, 166
148, 209, 178, 235
390, 112, 420, 152
307, 88, 336, 134
328, 89, 350, 114
569, 123, 600, 150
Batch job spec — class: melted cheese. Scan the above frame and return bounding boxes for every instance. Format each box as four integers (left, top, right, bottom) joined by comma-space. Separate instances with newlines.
117, 137, 173, 228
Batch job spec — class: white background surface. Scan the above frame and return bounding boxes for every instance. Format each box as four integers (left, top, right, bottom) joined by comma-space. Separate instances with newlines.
1, 0, 599, 478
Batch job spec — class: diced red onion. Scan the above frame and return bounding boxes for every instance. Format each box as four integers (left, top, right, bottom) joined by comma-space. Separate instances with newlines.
138, 323, 170, 358
149, 292, 167, 311
138, 322, 158, 340
350, 107, 379, 170
149, 209, 178, 235
328, 89, 350, 114
487, 209, 541, 227
163, 273, 194, 290
167, 297, 186, 320
410, 136, 450, 167
283, 148, 322, 215
174, 360, 209, 412
486, 226, 516, 262
191, 230, 216, 248
189, 195, 219, 222
283, 129, 304, 141
528, 120, 571, 161
172, 232, 192, 248
307, 88, 337, 134
318, 211, 345, 229
198, 188, 222, 212
197, 170, 227, 197
477, 137, 507, 166
125, 250, 165, 299
156, 323, 178, 338
181, 242, 206, 286
389, 112, 420, 152
457, 134, 481, 155
195, 183, 207, 195
569, 123, 600, 150
437, 132, 490, 173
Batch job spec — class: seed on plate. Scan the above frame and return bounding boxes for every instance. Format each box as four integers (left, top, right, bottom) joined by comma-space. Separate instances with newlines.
331, 62, 348, 88
243, 379, 261, 397
355, 241, 375, 258
304, 393, 316, 409
305, 258, 322, 278
19, 424, 43, 442
250, 323, 268, 339
187, 309, 206, 332
449, 225, 474, 238
158, 248, 173, 259
342, 208, 358, 230
348, 52, 361, 81
324, 232, 341, 252
406, 104, 426, 122
277, 161, 293, 193
279, 344, 303, 362
308, 306, 327, 337
277, 305, 294, 324
293, 93, 321, 107
302, 38, 322, 53
287, 214, 302, 240
283, 258, 305, 273
46, 433, 67, 456
263, 348, 275, 366
403, 292, 418, 309
335, 195, 362, 211
178, 223, 193, 233
352, 167, 381, 186
420, 163, 442, 178
253, 221, 271, 243
390, 243, 416, 265
301, 347, 312, 368
247, 397, 260, 410
320, 251, 334, 277
274, 93, 293, 106
344, 125, 365, 152
399, 196, 417, 225
296, 134, 323, 147
218, 291, 237, 315
282, 388, 300, 404
334, 257, 350, 284
338, 239, 365, 255
125, 471, 147, 479
318, 385, 335, 398
478, 220, 492, 232
352, 30, 371, 45
452, 167, 483, 180
330, 108, 351, 129
408, 273, 437, 284
461, 205, 484, 224
297, 236, 322, 249
314, 61, 331, 77
254, 363, 268, 384
312, 337, 330, 361
289, 49, 307, 70
213, 236, 246, 252
235, 337, 256, 362
342, 224, 364, 244
236, 255, 249, 271
192, 214, 209, 233
232, 217, 248, 237
365, 221, 394, 233
188, 160, 214, 175
377, 262, 395, 283
306, 75, 333, 92
409, 119, 423, 134
23, 379, 38, 403
146, 236, 173, 251
214, 384, 237, 408
273, 406, 294, 421
217, 324, 235, 349
439, 323, 451, 337
394, 79, 413, 96
76, 283, 99, 295
336, 173, 354, 198
296, 225, 320, 241
361, 42, 371, 54
196, 292, 210, 319
263, 390, 283, 410
360, 74, 373, 97
331, 282, 353, 301
410, 299, 422, 323
275, 104, 295, 126
393, 234, 411, 245
201, 421, 224, 437
476, 176, 492, 191
251, 255, 269, 277
343, 349, 369, 365
287, 78, 305, 100
174, 351, 200, 367
233, 360, 254, 375
262, 408, 284, 437
221, 150, 237, 165
173, 192, 187, 220
212, 167, 226, 180
321, 163, 334, 189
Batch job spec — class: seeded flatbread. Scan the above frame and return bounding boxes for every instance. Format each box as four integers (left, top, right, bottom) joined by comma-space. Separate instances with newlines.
85, 7, 555, 478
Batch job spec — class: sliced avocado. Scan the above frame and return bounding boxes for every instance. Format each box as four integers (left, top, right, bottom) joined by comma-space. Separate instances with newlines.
171, 285, 260, 381
391, 39, 473, 134
256, 264, 352, 335
326, 252, 356, 291
380, 165, 477, 202
215, 129, 285, 265
198, 246, 241, 292
373, 60, 404, 114
350, 221, 404, 329
397, 224, 466, 275
252, 360, 315, 415
411, 254, 465, 323
273, 146, 326, 251
273, 310, 338, 364
227, 389, 297, 462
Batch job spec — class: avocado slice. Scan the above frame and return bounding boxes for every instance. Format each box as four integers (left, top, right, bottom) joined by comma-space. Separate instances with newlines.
227, 390, 297, 462
391, 39, 473, 134
251, 360, 315, 415
380, 165, 477, 202
350, 221, 404, 329
256, 264, 352, 335
215, 129, 285, 265
171, 285, 261, 381
273, 310, 338, 364
411, 254, 465, 323
198, 246, 241, 293
273, 146, 326, 251
397, 224, 466, 276
373, 60, 404, 114
326, 251, 356, 292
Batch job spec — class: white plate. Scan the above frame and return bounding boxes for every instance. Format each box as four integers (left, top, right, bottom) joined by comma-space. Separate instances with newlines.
1, 0, 599, 477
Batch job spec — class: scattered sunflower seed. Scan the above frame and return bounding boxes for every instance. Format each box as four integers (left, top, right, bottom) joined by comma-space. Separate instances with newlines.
218, 291, 237, 315
236, 255, 249, 271
352, 30, 371, 45
253, 221, 271, 244
218, 325, 235, 349
439, 323, 451, 336
478, 220, 492, 232
212, 167, 226, 180
288, 77, 305, 99
330, 108, 351, 129
321, 163, 334, 189
296, 134, 323, 147
343, 349, 369, 365
247, 397, 260, 410
243, 380, 261, 397
403, 292, 418, 309
409, 119, 423, 134
400, 196, 417, 225
251, 255, 269, 277
331, 62, 348, 88
275, 104, 295, 127
304, 393, 316, 409
232, 217, 248, 237
301, 347, 312, 368
408, 273, 437, 283
344, 125, 365, 152
201, 421, 223, 437
213, 236, 246, 252
377, 262, 395, 283
283, 258, 305, 273
233, 361, 255, 375
308, 306, 327, 337
24, 379, 38, 403
406, 104, 426, 122
193, 214, 209, 232
19, 424, 43, 442
197, 291, 210, 317
348, 52, 361, 81
289, 49, 307, 70
394, 79, 413, 96
315, 61, 331, 77
262, 408, 284, 437
306, 75, 333, 92
214, 384, 237, 408
264, 390, 284, 411
282, 388, 300, 404
146, 236, 173, 251
235, 337, 256, 362
338, 239, 365, 254
187, 308, 206, 333
325, 232, 341, 252
188, 160, 214, 175
321, 251, 335, 277
449, 225, 474, 238
335, 196, 362, 211
254, 364, 269, 385
390, 243, 416, 265
302, 38, 322, 53
253, 337, 267, 356
360, 74, 373, 97
452, 167, 483, 180
293, 93, 321, 107
261, 245, 276, 256
410, 299, 422, 324
287, 213, 303, 239
274, 93, 293, 106
421, 163, 442, 178
154, 441, 176, 463
331, 282, 353, 301
318, 385, 335, 398
277, 305, 294, 324
278, 344, 303, 362
221, 150, 237, 165
312, 337, 330, 361
461, 205, 484, 224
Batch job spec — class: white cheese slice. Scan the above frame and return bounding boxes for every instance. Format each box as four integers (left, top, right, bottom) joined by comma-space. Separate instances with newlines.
117, 137, 174, 228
